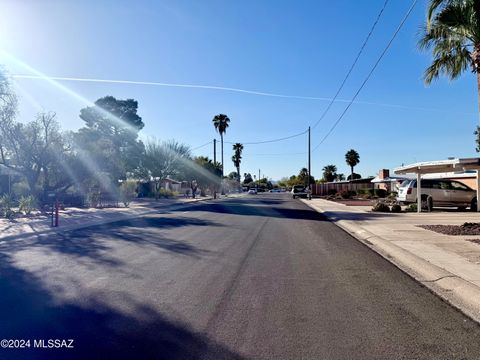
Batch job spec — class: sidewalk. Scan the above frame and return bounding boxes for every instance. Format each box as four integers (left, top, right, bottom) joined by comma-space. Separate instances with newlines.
302, 198, 480, 323
0, 195, 216, 242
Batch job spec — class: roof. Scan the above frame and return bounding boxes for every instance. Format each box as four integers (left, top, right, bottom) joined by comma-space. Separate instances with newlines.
394, 158, 480, 175
371, 175, 413, 183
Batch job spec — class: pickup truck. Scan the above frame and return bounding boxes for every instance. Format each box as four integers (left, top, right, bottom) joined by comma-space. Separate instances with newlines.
291, 185, 309, 199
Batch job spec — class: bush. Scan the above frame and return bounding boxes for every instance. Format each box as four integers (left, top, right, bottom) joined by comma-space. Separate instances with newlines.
327, 188, 337, 196
339, 190, 356, 199
119, 180, 137, 207
0, 194, 15, 218
158, 188, 176, 198
18, 195, 36, 215
405, 203, 418, 212
391, 204, 402, 213
372, 201, 390, 212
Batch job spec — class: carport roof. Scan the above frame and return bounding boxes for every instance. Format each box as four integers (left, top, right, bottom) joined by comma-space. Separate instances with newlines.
394, 158, 480, 175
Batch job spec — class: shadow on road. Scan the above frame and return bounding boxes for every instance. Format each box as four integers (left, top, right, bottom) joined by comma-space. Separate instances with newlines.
0, 215, 218, 266
0, 252, 245, 360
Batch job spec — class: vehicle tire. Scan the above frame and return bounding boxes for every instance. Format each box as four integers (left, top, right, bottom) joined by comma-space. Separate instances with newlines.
420, 195, 430, 212
458, 206, 467, 211
470, 197, 478, 212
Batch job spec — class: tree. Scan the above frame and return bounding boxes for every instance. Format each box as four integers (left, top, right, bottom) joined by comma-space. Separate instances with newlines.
322, 165, 337, 182
231, 143, 244, 182
75, 96, 145, 182
191, 156, 222, 196
418, 0, 480, 149
142, 139, 191, 180
212, 114, 230, 176
335, 173, 345, 181
243, 173, 253, 185
345, 149, 360, 180
297, 167, 315, 186
347, 173, 362, 181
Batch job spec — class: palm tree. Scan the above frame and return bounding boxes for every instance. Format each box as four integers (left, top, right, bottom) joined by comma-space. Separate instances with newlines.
212, 114, 231, 176
231, 143, 244, 183
418, 1, 480, 146
345, 149, 360, 181
322, 164, 337, 182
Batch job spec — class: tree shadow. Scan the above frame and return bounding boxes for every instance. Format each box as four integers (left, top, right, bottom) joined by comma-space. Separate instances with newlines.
0, 252, 246, 360
0, 215, 219, 266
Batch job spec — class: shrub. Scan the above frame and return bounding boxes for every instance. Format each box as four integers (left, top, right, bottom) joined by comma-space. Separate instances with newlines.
18, 195, 36, 215
327, 188, 337, 196
375, 189, 388, 198
158, 188, 176, 198
119, 180, 137, 207
405, 203, 418, 212
391, 204, 402, 213
0, 194, 15, 218
339, 190, 356, 199
88, 191, 101, 208
372, 201, 390, 212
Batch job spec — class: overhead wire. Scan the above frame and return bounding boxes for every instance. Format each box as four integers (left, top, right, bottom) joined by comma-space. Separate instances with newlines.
311, 0, 390, 131
312, 0, 419, 152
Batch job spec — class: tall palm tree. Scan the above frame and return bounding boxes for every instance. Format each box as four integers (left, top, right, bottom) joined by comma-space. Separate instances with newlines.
231, 143, 244, 182
345, 149, 360, 181
212, 114, 230, 176
419, 0, 480, 147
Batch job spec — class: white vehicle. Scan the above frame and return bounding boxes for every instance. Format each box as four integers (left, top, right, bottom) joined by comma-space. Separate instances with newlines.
397, 179, 477, 211
248, 188, 257, 194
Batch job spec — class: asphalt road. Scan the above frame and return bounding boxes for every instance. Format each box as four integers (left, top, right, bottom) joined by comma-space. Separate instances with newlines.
1, 194, 480, 359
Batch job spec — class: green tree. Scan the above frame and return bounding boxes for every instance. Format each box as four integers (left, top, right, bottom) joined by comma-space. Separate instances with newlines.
345, 149, 360, 180
336, 173, 345, 181
191, 156, 222, 196
322, 165, 337, 182
418, 0, 480, 149
75, 96, 145, 182
297, 167, 315, 187
231, 143, 244, 182
243, 173, 253, 185
212, 114, 230, 176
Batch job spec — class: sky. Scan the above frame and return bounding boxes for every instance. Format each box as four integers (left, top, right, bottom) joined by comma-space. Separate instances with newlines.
0, 0, 478, 181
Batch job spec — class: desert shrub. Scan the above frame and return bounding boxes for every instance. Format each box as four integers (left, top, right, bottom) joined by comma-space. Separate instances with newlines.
372, 201, 390, 212
119, 180, 137, 207
339, 190, 356, 199
405, 203, 418, 212
391, 204, 402, 213
0, 194, 15, 218
158, 188, 176, 198
327, 188, 337, 196
375, 189, 388, 198
87, 191, 101, 208
18, 195, 36, 215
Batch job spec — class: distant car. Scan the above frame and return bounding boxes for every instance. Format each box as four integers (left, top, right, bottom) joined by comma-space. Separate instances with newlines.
248, 188, 257, 194
291, 185, 309, 199
397, 178, 477, 211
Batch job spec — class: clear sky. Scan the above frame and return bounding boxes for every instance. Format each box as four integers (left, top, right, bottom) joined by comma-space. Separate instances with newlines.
0, 0, 477, 181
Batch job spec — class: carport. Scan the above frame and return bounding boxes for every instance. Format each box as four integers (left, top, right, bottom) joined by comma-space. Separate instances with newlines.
394, 158, 480, 213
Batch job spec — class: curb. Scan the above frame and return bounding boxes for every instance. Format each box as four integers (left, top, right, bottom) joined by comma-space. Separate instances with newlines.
301, 199, 480, 324
0, 197, 213, 243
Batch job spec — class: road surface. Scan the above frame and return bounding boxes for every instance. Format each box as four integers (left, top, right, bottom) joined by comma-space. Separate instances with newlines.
1, 194, 480, 359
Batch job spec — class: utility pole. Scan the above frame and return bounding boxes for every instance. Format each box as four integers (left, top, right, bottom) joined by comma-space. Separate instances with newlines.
213, 139, 217, 199
308, 126, 312, 200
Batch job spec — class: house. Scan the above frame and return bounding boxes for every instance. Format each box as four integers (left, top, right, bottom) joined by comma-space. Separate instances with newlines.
371, 169, 412, 192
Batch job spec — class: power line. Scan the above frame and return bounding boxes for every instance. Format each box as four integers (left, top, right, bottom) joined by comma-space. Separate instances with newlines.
224, 129, 308, 145
313, 0, 418, 152
191, 141, 212, 151
311, 0, 389, 131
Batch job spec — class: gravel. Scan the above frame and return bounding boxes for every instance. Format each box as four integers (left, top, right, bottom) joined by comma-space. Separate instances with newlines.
418, 222, 480, 236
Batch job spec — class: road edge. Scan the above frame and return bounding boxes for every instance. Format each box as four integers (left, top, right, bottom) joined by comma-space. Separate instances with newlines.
300, 199, 480, 325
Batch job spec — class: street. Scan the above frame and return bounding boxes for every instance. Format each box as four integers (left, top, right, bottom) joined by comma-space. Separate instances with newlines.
1, 194, 480, 359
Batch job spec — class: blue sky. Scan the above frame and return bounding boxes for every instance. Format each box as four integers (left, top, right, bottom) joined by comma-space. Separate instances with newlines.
0, 0, 478, 181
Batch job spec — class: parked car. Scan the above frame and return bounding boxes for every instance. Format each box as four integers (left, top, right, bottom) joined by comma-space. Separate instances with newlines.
248, 188, 257, 194
291, 185, 309, 199
396, 178, 477, 211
